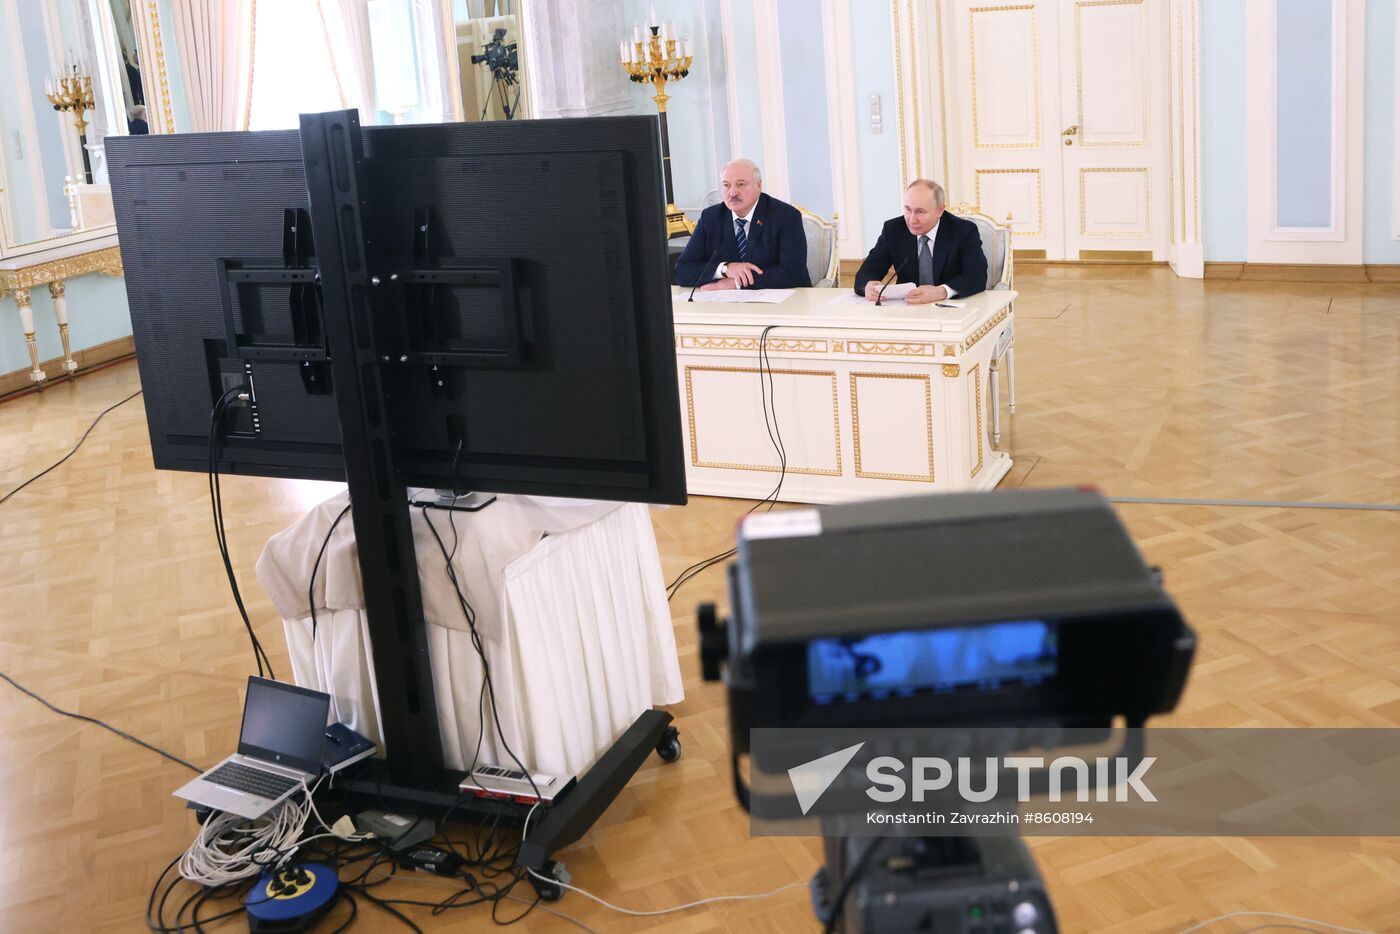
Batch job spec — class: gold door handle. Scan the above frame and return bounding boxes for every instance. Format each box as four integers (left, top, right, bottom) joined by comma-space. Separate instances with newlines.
1062, 125, 1079, 136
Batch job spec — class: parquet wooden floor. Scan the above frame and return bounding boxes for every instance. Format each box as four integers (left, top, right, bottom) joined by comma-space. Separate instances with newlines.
3, 265, 1400, 932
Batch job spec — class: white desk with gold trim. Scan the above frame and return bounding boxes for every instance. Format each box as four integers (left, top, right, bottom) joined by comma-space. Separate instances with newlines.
672, 286, 1015, 504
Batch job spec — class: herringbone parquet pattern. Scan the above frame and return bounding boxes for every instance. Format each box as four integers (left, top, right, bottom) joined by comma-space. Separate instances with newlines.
2, 266, 1399, 932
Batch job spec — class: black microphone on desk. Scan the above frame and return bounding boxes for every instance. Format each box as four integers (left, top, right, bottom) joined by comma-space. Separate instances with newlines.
688, 239, 726, 302
874, 253, 916, 306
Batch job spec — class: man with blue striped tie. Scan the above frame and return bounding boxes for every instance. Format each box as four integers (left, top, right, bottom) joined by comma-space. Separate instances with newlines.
674, 158, 811, 291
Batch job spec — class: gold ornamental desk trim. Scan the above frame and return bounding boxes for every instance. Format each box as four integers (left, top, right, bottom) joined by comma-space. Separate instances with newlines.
0, 247, 124, 295
684, 364, 843, 477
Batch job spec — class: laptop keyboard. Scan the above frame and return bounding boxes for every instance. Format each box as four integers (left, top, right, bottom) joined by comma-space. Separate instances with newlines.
206, 761, 300, 799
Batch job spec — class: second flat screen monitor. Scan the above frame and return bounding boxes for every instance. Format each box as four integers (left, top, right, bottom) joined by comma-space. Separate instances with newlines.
359, 120, 682, 502
106, 115, 685, 505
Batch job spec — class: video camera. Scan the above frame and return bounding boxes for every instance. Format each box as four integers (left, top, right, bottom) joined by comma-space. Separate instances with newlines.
696, 488, 1196, 933
471, 27, 519, 84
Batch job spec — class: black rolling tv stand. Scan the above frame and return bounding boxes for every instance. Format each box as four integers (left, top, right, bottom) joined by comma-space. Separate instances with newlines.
260, 111, 682, 897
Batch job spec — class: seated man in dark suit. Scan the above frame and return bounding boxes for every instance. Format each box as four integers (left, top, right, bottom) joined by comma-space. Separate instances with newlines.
674, 158, 811, 291
854, 179, 987, 304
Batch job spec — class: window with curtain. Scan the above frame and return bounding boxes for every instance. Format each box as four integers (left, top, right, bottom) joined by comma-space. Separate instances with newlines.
366, 0, 448, 124
244, 0, 349, 130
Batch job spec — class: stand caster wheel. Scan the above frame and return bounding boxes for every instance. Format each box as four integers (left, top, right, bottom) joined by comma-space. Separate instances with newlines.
810, 865, 834, 925
530, 859, 570, 902
656, 726, 682, 763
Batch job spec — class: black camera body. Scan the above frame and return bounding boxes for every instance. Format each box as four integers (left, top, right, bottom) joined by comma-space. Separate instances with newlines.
471, 27, 519, 83
697, 488, 1196, 933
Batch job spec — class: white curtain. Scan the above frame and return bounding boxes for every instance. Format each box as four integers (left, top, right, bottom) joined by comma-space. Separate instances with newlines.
168, 0, 253, 132
327, 0, 377, 121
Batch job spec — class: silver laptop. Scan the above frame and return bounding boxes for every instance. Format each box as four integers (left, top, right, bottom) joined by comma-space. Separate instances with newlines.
174, 677, 331, 820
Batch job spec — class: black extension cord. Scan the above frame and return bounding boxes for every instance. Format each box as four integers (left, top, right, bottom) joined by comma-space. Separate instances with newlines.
1, 386, 204, 780
666, 325, 789, 602
0, 388, 142, 506
207, 387, 277, 679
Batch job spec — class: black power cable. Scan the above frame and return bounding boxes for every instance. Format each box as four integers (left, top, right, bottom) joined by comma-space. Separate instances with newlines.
308, 503, 353, 638
0, 386, 201, 778
666, 325, 788, 602
0, 387, 142, 505
419, 507, 543, 805
0, 669, 201, 774
822, 839, 880, 934
207, 388, 276, 679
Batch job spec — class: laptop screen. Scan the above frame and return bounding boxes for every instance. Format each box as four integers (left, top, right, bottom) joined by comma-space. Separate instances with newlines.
237, 677, 331, 775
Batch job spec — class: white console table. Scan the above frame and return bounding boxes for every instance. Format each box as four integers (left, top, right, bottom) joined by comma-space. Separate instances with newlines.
672, 287, 1015, 504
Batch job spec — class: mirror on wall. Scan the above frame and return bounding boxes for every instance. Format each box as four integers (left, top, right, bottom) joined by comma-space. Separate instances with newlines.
92, 0, 150, 138
450, 0, 529, 122
0, 0, 151, 252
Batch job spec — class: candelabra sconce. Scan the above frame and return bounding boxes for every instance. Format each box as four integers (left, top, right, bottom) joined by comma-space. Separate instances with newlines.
45, 66, 96, 185
621, 14, 695, 239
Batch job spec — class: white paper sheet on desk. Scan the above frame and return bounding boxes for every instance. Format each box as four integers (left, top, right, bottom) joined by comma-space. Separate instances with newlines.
685, 288, 794, 303
827, 292, 899, 306
828, 282, 914, 305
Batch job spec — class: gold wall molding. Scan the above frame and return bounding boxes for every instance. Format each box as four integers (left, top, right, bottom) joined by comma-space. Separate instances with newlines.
0, 247, 124, 295
684, 365, 842, 477
969, 363, 984, 477
849, 340, 939, 357
1079, 167, 1151, 238
678, 335, 829, 354
850, 371, 935, 483
907, 0, 922, 178
961, 307, 1011, 353
975, 169, 1044, 238
942, 363, 961, 378
132, 0, 177, 133
1172, 0, 1182, 243
892, 0, 909, 186
1073, 0, 1151, 149
934, 0, 949, 181
891, 0, 927, 183
969, 5, 1041, 150
1190, 0, 1199, 242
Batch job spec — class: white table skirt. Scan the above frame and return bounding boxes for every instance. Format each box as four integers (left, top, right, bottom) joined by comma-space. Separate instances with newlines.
259, 496, 684, 778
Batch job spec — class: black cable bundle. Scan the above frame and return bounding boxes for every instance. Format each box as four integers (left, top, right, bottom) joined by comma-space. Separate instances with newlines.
207, 387, 276, 679
418, 504, 543, 805
666, 324, 788, 602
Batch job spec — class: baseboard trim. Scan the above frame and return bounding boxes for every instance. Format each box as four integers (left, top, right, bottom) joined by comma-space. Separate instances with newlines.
832, 258, 1400, 285
1205, 262, 1400, 283
1019, 258, 1168, 267
0, 334, 136, 399
1362, 265, 1400, 283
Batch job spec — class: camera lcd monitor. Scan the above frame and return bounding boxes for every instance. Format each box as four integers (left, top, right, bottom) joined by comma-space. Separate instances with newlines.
105, 115, 685, 505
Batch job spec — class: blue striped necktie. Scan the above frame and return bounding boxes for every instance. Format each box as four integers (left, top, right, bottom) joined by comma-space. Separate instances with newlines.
735, 218, 749, 262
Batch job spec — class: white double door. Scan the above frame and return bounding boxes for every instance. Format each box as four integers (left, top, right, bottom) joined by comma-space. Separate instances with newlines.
947, 0, 1170, 259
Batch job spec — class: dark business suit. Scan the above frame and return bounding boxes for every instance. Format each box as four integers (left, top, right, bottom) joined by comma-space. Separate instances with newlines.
853, 212, 988, 298
673, 192, 811, 289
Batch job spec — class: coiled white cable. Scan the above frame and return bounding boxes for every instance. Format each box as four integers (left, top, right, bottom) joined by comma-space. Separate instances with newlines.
178, 798, 313, 886
178, 776, 328, 886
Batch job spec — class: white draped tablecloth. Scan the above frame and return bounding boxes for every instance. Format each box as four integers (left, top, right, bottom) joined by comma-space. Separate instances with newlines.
254, 493, 684, 778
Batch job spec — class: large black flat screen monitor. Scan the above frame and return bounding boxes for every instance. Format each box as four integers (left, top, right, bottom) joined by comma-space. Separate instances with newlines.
105, 116, 685, 505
